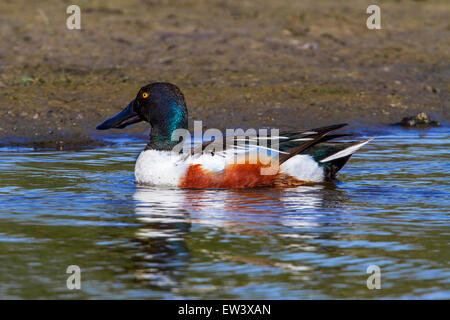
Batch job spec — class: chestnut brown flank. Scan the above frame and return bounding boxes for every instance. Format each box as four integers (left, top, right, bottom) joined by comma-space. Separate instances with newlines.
179, 163, 307, 188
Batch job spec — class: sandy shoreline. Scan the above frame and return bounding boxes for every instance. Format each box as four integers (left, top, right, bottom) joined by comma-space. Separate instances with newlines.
0, 0, 448, 149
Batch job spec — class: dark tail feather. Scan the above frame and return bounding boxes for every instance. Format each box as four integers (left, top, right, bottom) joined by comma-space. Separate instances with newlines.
319, 138, 374, 180
279, 123, 348, 164
322, 155, 351, 180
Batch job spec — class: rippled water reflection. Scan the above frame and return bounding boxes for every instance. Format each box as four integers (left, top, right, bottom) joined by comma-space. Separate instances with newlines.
0, 127, 448, 299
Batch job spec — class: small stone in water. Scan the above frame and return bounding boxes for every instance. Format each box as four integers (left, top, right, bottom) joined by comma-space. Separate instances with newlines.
397, 112, 440, 127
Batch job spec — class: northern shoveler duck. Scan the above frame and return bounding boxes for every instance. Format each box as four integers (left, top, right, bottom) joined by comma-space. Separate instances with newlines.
97, 82, 373, 188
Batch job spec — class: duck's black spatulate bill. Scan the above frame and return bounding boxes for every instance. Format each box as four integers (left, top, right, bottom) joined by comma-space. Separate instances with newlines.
96, 99, 143, 130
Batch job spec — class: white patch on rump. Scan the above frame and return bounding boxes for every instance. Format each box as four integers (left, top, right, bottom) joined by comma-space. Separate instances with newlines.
280, 154, 324, 182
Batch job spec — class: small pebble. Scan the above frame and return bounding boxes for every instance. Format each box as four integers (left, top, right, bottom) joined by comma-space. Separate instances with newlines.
396, 112, 440, 127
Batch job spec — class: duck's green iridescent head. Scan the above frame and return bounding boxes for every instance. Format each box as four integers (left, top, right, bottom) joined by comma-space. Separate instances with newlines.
96, 82, 188, 150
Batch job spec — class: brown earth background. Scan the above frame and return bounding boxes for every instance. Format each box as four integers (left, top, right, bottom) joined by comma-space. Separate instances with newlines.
0, 0, 448, 149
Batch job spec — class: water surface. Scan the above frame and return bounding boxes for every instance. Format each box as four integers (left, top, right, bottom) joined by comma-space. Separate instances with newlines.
0, 127, 448, 299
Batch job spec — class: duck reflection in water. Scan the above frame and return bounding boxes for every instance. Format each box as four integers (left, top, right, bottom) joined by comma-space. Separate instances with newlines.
132, 184, 348, 291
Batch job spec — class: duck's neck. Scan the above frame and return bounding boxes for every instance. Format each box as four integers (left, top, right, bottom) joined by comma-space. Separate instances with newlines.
147, 126, 183, 150
146, 103, 188, 151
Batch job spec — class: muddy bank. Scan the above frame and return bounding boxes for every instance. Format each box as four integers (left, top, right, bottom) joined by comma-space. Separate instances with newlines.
0, 0, 448, 149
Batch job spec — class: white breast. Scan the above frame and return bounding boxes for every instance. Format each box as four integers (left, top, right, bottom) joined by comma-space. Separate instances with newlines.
134, 150, 189, 186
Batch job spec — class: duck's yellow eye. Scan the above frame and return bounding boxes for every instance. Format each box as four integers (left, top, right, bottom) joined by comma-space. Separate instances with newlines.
142, 92, 149, 99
